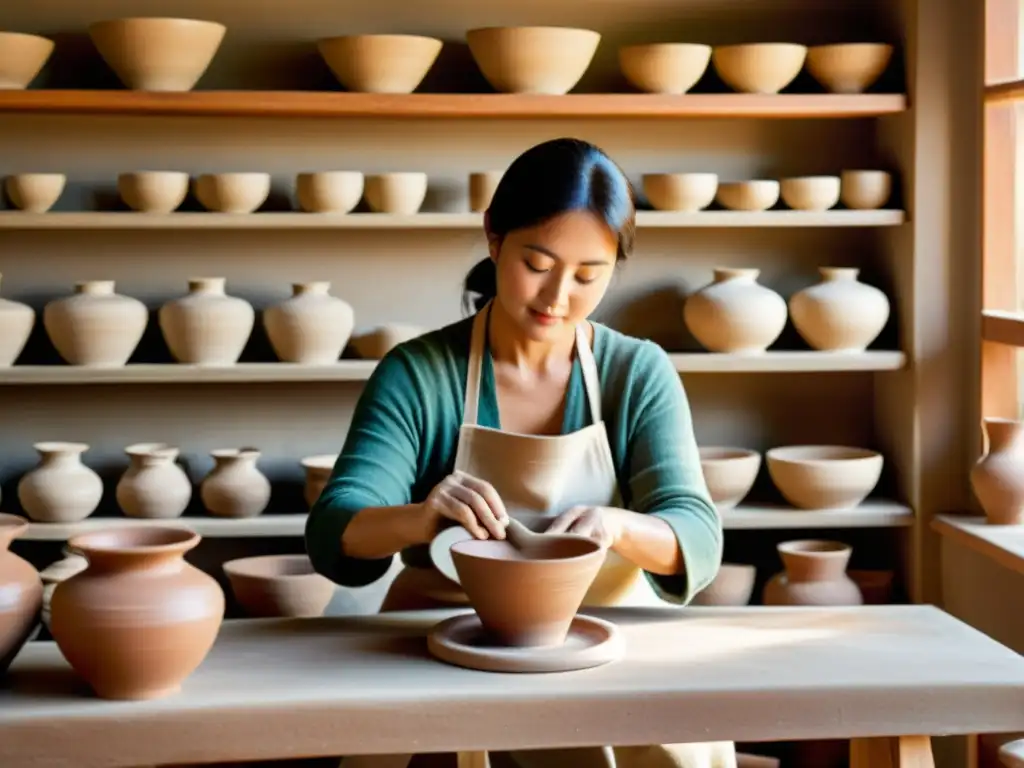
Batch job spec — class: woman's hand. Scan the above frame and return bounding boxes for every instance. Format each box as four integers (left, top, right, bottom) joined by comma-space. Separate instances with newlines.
418, 470, 509, 541
545, 506, 626, 549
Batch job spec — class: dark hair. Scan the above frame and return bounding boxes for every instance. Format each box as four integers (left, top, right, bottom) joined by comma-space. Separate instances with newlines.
461, 137, 636, 314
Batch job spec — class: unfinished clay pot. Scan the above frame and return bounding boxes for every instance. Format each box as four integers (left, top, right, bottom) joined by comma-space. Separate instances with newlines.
766, 445, 883, 509
296, 171, 364, 213
763, 540, 862, 606
43, 280, 147, 367
223, 555, 335, 618
698, 447, 761, 509
643, 173, 718, 212
194, 173, 270, 214
618, 43, 712, 94
806, 43, 893, 94
40, 546, 87, 631
789, 267, 890, 352
200, 448, 271, 518
263, 282, 355, 364
715, 180, 780, 212
711, 43, 807, 94
690, 563, 756, 606
683, 268, 787, 354
88, 18, 226, 91
0, 514, 42, 673
450, 535, 605, 647
49, 526, 224, 699
840, 170, 892, 210
779, 176, 841, 211
349, 323, 426, 358
364, 173, 427, 214
0, 31, 55, 89
317, 34, 442, 94
4, 173, 65, 212
18, 442, 103, 523
118, 171, 190, 213
466, 26, 601, 95
971, 418, 1024, 525
0, 273, 34, 367
159, 277, 255, 365
301, 454, 338, 507
115, 443, 192, 519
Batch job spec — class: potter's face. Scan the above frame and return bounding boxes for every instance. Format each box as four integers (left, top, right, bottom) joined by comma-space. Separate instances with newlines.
489, 210, 618, 341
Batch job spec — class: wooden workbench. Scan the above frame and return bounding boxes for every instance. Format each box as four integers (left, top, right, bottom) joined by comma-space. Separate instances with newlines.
1, 605, 1022, 767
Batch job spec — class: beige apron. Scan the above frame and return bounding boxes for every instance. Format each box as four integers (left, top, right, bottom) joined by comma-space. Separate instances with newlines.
367, 304, 736, 768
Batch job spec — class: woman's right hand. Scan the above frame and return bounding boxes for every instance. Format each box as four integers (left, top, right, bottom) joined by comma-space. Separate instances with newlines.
418, 471, 509, 540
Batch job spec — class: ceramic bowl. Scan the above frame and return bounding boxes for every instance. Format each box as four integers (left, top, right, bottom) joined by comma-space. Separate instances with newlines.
296, 171, 364, 214
715, 180, 780, 211
0, 31, 54, 89
643, 173, 719, 212
840, 170, 892, 209
806, 43, 893, 94
223, 555, 335, 618
4, 173, 65, 212
450, 535, 605, 647
712, 43, 807, 94
118, 171, 190, 213
618, 43, 712, 94
317, 34, 442, 94
780, 176, 841, 211
194, 172, 271, 214
699, 447, 761, 509
364, 172, 427, 214
466, 26, 600, 94
766, 445, 883, 509
690, 563, 756, 606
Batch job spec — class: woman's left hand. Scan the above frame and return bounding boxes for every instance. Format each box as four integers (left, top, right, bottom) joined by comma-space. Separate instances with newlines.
545, 505, 626, 549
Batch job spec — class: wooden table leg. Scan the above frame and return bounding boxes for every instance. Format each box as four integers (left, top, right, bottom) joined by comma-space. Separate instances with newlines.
457, 752, 491, 768
850, 736, 935, 768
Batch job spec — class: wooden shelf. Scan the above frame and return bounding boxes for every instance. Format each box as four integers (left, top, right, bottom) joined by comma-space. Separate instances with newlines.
0, 353, 906, 385
0, 91, 909, 120
982, 309, 1024, 346
14, 500, 913, 541
931, 513, 1024, 578
0, 210, 907, 230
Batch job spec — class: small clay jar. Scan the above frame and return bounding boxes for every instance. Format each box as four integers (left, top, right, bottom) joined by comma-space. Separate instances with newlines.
683, 268, 787, 354
17, 442, 103, 523
159, 277, 254, 365
42, 280, 147, 367
115, 442, 193, 519
200, 448, 271, 518
0, 513, 42, 673
49, 526, 224, 700
789, 267, 890, 352
0, 273, 34, 367
762, 540, 862, 606
971, 417, 1024, 524
263, 282, 355, 364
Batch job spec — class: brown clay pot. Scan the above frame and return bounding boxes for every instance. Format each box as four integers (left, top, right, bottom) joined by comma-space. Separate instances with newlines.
451, 536, 605, 647
223, 554, 335, 618
0, 514, 42, 673
49, 526, 224, 700
762, 540, 863, 607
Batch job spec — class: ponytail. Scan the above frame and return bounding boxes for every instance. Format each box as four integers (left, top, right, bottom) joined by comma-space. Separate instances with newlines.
462, 257, 497, 314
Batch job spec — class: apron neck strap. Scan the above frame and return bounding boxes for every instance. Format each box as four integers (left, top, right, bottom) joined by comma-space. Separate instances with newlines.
463, 302, 604, 427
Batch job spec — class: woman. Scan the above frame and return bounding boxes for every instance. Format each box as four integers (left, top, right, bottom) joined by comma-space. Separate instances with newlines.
306, 137, 730, 768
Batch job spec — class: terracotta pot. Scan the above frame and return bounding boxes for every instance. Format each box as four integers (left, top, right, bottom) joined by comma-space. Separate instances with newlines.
115, 443, 192, 519
263, 282, 355, 364
200, 448, 271, 518
40, 546, 88, 630
971, 418, 1024, 524
50, 526, 224, 699
0, 31, 55, 90
300, 454, 338, 507
43, 280, 148, 366
223, 555, 335, 618
789, 267, 890, 352
18, 442, 103, 523
698, 447, 761, 509
690, 563, 756, 606
451, 535, 605, 647
3, 172, 65, 212
0, 273, 34, 367
683, 268, 787, 354
762, 540, 863, 606
159, 277, 255, 365
0, 514, 42, 673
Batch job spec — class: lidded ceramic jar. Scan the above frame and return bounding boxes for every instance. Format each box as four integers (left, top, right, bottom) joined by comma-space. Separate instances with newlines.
0, 273, 34, 367
971, 417, 1024, 524
789, 267, 890, 351
159, 277, 254, 365
115, 442, 193, 519
301, 454, 338, 507
49, 526, 225, 700
43, 280, 147, 366
200, 448, 271, 518
762, 540, 863, 606
18, 442, 103, 523
683, 268, 787, 353
263, 282, 355, 364
0, 513, 42, 673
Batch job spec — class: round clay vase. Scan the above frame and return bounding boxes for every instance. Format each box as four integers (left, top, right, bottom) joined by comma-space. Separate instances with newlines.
43, 280, 148, 366
263, 282, 355, 364
49, 526, 225, 700
789, 267, 890, 352
301, 454, 338, 507
200, 448, 271, 518
0, 273, 34, 367
159, 277, 255, 365
18, 442, 103, 523
971, 418, 1024, 524
115, 443, 193, 519
762, 540, 863, 606
0, 514, 43, 673
40, 546, 88, 631
683, 268, 787, 354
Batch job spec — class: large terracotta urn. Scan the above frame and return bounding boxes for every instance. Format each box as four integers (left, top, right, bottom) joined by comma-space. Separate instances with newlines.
159, 277, 254, 365
43, 280, 148, 366
263, 282, 355, 364
0, 514, 42, 673
17, 442, 104, 523
789, 267, 890, 351
971, 417, 1024, 524
49, 526, 224, 700
115, 442, 193, 519
200, 448, 271, 518
762, 540, 863, 606
683, 268, 787, 353
0, 273, 34, 367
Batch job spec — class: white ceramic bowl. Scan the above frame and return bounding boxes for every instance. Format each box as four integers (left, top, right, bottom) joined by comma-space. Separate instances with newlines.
766, 445, 883, 509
